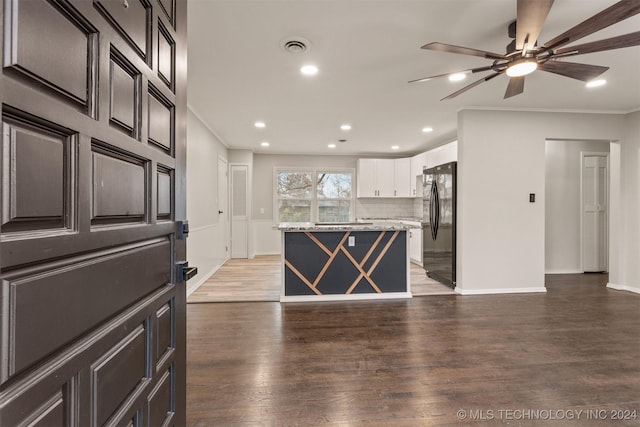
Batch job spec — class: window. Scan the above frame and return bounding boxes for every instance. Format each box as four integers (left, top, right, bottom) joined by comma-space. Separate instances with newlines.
317, 172, 352, 222
275, 168, 354, 223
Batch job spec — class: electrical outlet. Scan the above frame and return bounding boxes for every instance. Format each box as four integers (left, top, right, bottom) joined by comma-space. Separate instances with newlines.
348, 236, 355, 247
529, 193, 535, 203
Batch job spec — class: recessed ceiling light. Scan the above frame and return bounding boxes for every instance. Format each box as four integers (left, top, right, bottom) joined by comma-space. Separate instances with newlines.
448, 73, 466, 82
260, 142, 270, 147
340, 124, 351, 131
586, 79, 607, 88
328, 143, 336, 148
300, 64, 319, 76
391, 145, 400, 150
254, 121, 266, 128
422, 127, 434, 133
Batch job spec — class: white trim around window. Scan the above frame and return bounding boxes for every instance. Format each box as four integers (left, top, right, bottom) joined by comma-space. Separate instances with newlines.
273, 167, 355, 224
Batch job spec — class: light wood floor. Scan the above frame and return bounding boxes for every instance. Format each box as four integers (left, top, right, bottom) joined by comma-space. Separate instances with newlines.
186, 273, 640, 426
187, 255, 454, 303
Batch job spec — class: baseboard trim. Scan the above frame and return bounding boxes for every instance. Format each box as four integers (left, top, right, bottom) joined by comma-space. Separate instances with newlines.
606, 282, 640, 294
186, 262, 224, 297
545, 270, 582, 275
280, 292, 412, 303
255, 251, 281, 256
455, 287, 547, 295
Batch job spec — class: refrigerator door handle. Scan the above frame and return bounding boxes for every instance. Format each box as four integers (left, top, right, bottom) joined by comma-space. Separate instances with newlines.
434, 181, 439, 240
430, 180, 438, 240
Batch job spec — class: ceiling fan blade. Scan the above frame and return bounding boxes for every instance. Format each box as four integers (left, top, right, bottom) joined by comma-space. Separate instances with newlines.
516, 0, 554, 50
538, 61, 609, 81
504, 76, 525, 98
408, 65, 495, 83
421, 42, 507, 60
554, 31, 640, 57
441, 72, 502, 101
543, 0, 640, 49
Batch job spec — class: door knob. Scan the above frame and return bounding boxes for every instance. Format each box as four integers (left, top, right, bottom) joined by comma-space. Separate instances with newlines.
218, 210, 224, 214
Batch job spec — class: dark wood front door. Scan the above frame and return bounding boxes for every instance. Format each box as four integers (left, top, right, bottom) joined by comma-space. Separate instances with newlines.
0, 0, 187, 425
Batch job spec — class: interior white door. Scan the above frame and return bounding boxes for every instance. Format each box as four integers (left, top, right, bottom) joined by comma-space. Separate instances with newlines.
231, 164, 249, 258
582, 154, 608, 272
218, 157, 229, 259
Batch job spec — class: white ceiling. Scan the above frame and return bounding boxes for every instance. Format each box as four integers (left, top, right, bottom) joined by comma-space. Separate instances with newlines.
186, 0, 640, 156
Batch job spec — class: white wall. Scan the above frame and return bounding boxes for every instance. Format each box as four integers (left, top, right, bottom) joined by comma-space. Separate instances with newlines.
186, 108, 229, 294
545, 139, 610, 274
457, 110, 625, 294
608, 111, 640, 293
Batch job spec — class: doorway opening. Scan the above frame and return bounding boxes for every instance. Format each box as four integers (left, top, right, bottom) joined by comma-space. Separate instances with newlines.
544, 139, 612, 276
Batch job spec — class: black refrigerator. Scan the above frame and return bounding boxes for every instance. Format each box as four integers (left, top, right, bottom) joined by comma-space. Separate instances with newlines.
422, 161, 456, 287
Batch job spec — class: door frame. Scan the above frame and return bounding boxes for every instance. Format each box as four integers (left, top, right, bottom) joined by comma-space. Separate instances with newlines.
218, 155, 230, 261
580, 151, 609, 272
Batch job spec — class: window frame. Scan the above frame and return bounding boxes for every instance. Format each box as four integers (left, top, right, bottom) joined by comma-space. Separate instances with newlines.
274, 167, 355, 224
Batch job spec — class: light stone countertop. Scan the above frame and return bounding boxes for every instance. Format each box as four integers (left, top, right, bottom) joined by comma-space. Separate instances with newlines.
276, 221, 419, 231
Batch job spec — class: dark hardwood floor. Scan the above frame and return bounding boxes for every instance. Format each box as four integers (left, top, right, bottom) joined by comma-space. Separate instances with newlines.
187, 274, 640, 426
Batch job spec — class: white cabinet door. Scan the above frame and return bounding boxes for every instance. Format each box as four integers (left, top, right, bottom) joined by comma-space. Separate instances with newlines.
376, 159, 395, 197
410, 152, 428, 197
357, 159, 377, 197
409, 227, 423, 265
394, 158, 411, 197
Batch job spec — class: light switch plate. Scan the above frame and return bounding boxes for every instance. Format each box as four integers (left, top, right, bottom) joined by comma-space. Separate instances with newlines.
348, 236, 355, 246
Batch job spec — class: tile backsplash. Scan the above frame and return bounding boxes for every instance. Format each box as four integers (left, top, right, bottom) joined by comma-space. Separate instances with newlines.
356, 198, 423, 220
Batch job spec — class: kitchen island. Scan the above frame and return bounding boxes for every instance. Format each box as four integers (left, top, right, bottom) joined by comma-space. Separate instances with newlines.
277, 222, 414, 302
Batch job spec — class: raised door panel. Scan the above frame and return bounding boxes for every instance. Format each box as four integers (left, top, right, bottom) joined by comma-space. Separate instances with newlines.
1, 115, 75, 234
4, 0, 98, 113
110, 48, 141, 138
147, 367, 174, 426
2, 239, 171, 379
157, 21, 175, 90
95, 0, 151, 62
376, 159, 395, 198
91, 326, 147, 427
157, 167, 173, 220
148, 85, 174, 154
91, 146, 146, 225
158, 0, 175, 26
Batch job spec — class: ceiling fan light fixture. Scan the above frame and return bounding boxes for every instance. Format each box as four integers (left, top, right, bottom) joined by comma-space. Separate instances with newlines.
506, 59, 538, 77
586, 79, 606, 88
448, 72, 467, 82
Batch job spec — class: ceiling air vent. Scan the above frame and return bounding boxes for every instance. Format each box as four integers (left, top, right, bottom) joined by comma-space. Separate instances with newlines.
281, 36, 311, 54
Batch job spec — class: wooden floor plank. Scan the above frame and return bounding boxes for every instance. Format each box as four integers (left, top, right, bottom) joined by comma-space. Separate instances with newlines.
187, 255, 454, 303
187, 273, 640, 426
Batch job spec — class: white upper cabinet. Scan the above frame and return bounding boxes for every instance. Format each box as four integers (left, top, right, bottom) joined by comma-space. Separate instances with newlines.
357, 158, 378, 197
357, 159, 394, 197
376, 159, 395, 197
357, 158, 407, 198
357, 142, 457, 198
394, 158, 411, 197
410, 152, 428, 197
